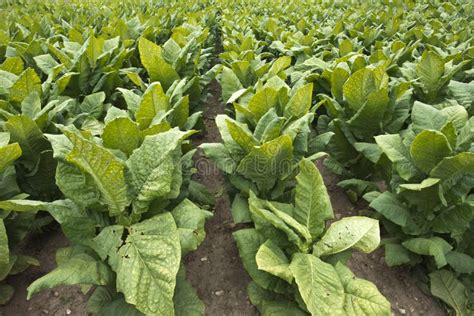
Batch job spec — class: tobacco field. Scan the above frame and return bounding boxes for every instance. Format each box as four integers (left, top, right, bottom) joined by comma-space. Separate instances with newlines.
0, 0, 473, 315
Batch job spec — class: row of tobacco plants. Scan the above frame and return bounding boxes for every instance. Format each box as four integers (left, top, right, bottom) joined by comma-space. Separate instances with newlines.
207, 0, 473, 315
0, 0, 473, 315
0, 0, 222, 315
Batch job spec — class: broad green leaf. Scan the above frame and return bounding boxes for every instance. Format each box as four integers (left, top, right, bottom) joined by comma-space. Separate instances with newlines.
233, 228, 290, 294
188, 180, 214, 206
411, 101, 448, 133
27, 253, 113, 299
34, 54, 59, 75
9, 68, 41, 105
448, 80, 474, 108
290, 254, 390, 316
432, 204, 472, 235
85, 35, 105, 68
0, 133, 10, 147
342, 67, 387, 111
369, 192, 410, 227
446, 252, 474, 274
410, 130, 452, 174
283, 83, 313, 119
331, 64, 350, 101
375, 134, 418, 181
268, 56, 291, 77
103, 117, 141, 156
416, 51, 444, 92
169, 95, 189, 129
402, 237, 452, 268
441, 105, 468, 131
384, 243, 421, 266
430, 270, 469, 316
236, 135, 293, 193
171, 199, 212, 255
63, 130, 129, 216
5, 115, 49, 168
290, 254, 344, 315
0, 143, 21, 173
294, 158, 333, 238
138, 37, 179, 90
135, 82, 169, 129
0, 57, 24, 75
88, 287, 144, 316
220, 66, 243, 103
200, 143, 237, 174
173, 264, 205, 316
313, 217, 380, 256
347, 89, 388, 136
231, 193, 252, 224
247, 87, 279, 121
47, 200, 97, 245
399, 178, 440, 191
249, 195, 307, 251
126, 129, 192, 213
353, 142, 382, 164
0, 199, 47, 212
440, 122, 457, 150
226, 118, 259, 153
116, 213, 181, 316
255, 239, 292, 283
55, 162, 100, 209
430, 152, 474, 180
118, 88, 141, 114
335, 263, 391, 315
91, 225, 124, 271
80, 92, 105, 119
247, 282, 306, 316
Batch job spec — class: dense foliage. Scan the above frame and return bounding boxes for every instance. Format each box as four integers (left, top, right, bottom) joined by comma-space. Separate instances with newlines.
0, 0, 473, 315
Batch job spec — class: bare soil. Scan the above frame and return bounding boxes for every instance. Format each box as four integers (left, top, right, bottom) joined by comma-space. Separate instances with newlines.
0, 81, 447, 316
185, 81, 257, 316
0, 228, 88, 316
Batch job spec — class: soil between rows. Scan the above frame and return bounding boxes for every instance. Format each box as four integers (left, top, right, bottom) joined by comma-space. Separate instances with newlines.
0, 81, 446, 316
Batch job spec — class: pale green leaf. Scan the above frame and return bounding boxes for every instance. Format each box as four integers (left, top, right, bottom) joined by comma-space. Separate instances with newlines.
294, 158, 333, 238
116, 213, 181, 316
313, 217, 380, 256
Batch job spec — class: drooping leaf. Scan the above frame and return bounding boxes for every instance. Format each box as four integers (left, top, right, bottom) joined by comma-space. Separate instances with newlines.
369, 191, 410, 227
27, 253, 113, 299
256, 239, 292, 283
430, 270, 469, 316
402, 237, 453, 268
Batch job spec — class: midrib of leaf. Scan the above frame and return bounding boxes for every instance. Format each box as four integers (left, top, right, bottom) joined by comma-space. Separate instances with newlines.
438, 274, 463, 315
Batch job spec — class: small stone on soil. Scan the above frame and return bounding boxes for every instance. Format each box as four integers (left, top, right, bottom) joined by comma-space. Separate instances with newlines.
200, 256, 208, 262
398, 308, 406, 314
53, 291, 59, 297
42, 310, 49, 314
226, 223, 237, 229
214, 290, 224, 296
66, 309, 72, 315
